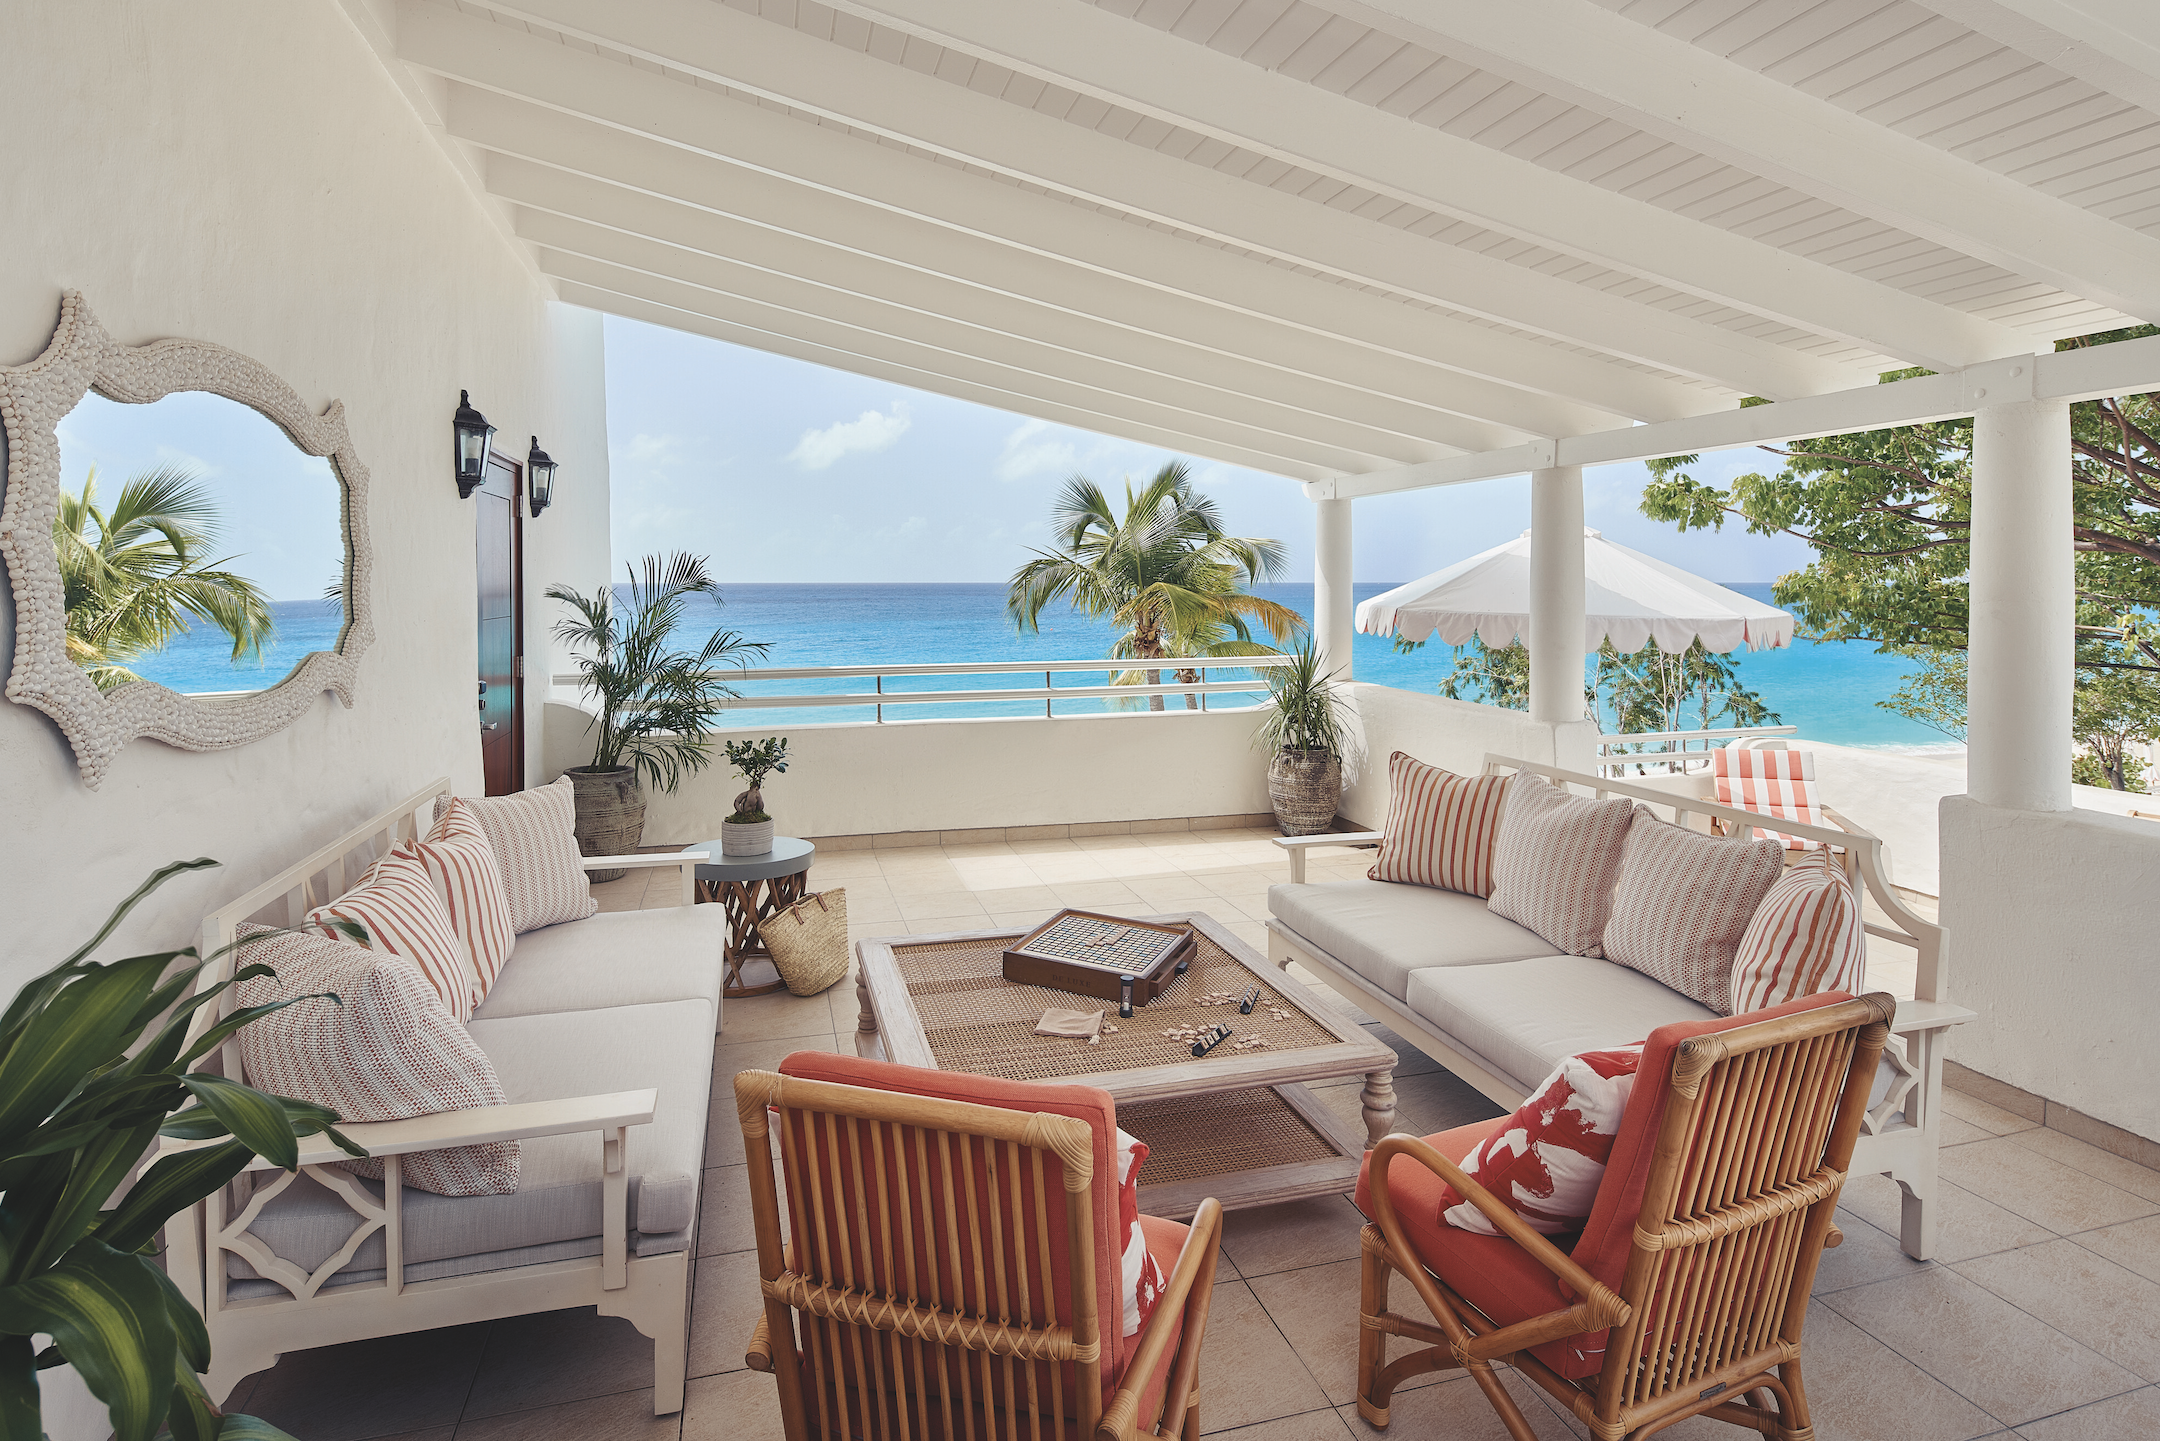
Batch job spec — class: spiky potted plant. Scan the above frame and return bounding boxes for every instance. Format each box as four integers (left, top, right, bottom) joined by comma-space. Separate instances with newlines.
721, 736, 790, 856
550, 553, 768, 880
1254, 641, 1352, 835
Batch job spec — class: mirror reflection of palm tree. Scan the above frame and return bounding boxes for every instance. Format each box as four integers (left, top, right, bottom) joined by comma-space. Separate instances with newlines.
1007, 461, 1303, 710
54, 464, 275, 691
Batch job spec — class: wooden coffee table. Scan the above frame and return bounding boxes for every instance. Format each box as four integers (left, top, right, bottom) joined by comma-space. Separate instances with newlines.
853, 911, 1397, 1219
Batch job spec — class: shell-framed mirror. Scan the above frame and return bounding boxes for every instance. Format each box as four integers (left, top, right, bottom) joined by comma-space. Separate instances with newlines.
0, 292, 375, 788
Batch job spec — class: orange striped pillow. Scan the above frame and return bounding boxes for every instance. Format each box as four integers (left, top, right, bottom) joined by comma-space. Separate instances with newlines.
1728, 852, 1866, 1014
309, 845, 477, 1022
415, 798, 515, 1008
1367, 753, 1512, 897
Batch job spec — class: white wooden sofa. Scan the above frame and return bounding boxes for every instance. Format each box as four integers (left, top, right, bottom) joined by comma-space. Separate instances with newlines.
1265, 754, 1971, 1261
160, 778, 725, 1414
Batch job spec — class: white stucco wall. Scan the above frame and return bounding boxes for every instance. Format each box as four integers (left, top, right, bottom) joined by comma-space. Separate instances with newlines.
1940, 797, 2160, 1144
0, 9, 609, 1432
1335, 684, 1599, 826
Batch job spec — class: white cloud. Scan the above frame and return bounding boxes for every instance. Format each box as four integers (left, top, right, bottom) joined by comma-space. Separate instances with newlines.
786, 403, 912, 470
995, 418, 1082, 482
619, 432, 685, 465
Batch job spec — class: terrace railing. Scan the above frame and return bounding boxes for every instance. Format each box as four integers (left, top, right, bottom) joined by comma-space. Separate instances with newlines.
1596, 724, 1798, 777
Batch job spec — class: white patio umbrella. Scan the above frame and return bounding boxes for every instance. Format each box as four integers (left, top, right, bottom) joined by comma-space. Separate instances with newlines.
1355, 528, 1794, 654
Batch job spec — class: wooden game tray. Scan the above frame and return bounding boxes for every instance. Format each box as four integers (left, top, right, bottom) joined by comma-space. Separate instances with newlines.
1000, 908, 1198, 1007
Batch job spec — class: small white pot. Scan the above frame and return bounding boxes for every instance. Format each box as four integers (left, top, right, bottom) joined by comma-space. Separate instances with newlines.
722, 818, 775, 857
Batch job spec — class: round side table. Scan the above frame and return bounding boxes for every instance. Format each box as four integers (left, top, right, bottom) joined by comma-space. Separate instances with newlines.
690, 836, 816, 998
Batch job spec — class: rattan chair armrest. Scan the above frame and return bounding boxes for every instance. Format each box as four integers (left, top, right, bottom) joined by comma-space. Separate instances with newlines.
1099, 1198, 1223, 1441
746, 1313, 774, 1373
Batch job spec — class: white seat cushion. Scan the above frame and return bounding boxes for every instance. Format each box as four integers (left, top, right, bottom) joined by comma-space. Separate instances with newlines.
474, 905, 726, 1026
229, 999, 713, 1293
1268, 879, 1561, 1000
1405, 956, 1715, 1095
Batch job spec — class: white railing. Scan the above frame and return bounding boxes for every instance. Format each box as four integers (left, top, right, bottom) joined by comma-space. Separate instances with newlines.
551, 655, 1298, 722
1596, 724, 1798, 777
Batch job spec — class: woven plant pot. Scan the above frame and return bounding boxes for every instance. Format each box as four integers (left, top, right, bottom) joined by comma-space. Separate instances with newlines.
567, 766, 645, 882
1268, 748, 1341, 836
723, 817, 776, 857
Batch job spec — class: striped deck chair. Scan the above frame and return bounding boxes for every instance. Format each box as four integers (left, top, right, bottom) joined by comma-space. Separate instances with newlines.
1712, 745, 1824, 849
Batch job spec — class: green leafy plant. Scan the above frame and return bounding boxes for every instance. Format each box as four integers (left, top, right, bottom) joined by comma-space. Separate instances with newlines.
549, 553, 770, 792
1253, 642, 1350, 757
723, 736, 790, 823
0, 858, 368, 1441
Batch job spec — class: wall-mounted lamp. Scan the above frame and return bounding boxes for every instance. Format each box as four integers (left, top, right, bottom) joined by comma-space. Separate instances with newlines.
452, 389, 496, 499
527, 436, 557, 518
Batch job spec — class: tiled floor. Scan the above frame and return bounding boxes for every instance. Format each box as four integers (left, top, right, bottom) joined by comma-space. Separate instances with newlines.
225, 830, 2160, 1440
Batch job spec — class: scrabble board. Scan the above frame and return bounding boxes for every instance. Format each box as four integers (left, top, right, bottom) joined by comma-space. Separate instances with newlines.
1001, 909, 1197, 1005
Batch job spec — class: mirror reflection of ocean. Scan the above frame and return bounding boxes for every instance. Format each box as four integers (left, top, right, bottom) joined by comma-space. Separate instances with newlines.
124, 582, 1956, 751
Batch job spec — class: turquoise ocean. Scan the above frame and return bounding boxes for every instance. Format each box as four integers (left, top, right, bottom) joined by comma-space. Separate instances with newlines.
124, 583, 1955, 751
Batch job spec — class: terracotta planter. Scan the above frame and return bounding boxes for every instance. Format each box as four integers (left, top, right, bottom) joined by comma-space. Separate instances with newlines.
1268, 748, 1341, 836
567, 766, 645, 882
723, 817, 776, 856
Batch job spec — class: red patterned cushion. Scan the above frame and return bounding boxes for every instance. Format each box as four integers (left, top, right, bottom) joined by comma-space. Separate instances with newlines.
308, 845, 475, 1022
233, 925, 519, 1197
1441, 1046, 1642, 1236
1115, 1128, 1167, 1338
1601, 811, 1787, 1013
1367, 753, 1511, 897
1729, 852, 1867, 1013
444, 777, 597, 934
414, 799, 515, 1007
1485, 774, 1636, 956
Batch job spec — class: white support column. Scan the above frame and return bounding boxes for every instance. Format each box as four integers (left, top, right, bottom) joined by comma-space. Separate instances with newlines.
1968, 398, 2073, 811
1529, 466, 1586, 725
1313, 497, 1354, 681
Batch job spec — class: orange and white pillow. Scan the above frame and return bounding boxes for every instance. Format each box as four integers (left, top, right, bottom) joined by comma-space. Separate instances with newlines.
308, 846, 476, 1022
1367, 753, 1512, 897
233, 924, 519, 1197
1729, 851, 1867, 1014
1115, 1128, 1167, 1338
443, 776, 598, 934
1485, 774, 1637, 956
1441, 1045, 1642, 1236
414, 798, 515, 1007
1714, 746, 1823, 849
1601, 812, 1787, 1013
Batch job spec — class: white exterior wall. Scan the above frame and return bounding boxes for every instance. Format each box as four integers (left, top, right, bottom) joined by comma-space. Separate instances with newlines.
1336, 684, 1600, 826
0, 11, 609, 1430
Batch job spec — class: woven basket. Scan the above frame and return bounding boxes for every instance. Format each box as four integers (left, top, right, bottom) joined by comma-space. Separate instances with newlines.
762, 888, 850, 997
1267, 748, 1341, 835
567, 767, 645, 882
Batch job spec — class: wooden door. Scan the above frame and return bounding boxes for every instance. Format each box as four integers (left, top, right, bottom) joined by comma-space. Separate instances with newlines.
477, 450, 524, 796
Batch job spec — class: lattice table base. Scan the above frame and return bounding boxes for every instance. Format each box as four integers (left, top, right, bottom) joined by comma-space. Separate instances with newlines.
697, 870, 809, 998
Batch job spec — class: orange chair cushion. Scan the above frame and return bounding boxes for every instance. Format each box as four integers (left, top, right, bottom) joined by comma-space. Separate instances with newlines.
1126, 1214, 1194, 1424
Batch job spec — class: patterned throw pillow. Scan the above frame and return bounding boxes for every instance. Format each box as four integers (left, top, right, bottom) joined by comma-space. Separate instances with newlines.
1442, 1046, 1643, 1236
443, 776, 598, 934
233, 925, 519, 1197
1367, 753, 1512, 897
1601, 811, 1787, 1013
309, 846, 476, 1022
1729, 851, 1867, 1014
1485, 774, 1637, 956
414, 798, 515, 1007
1115, 1127, 1167, 1338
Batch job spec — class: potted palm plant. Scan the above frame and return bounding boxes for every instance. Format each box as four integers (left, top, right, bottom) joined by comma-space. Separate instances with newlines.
550, 553, 767, 880
1255, 641, 1352, 835
721, 736, 790, 856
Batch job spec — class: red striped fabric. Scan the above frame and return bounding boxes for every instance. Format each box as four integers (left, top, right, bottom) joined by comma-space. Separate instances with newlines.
1601, 811, 1787, 1012
1728, 852, 1867, 1014
1367, 753, 1513, 897
442, 777, 597, 934
309, 846, 477, 1022
1713, 746, 1823, 849
415, 799, 515, 1008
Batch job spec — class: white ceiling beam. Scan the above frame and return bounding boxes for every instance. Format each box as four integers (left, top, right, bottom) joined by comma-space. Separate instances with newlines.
407, 0, 1864, 400
812, 0, 2035, 371
541, 249, 1404, 475
1318, 332, 2160, 498
1920, 0, 2160, 117
1328, 0, 2160, 325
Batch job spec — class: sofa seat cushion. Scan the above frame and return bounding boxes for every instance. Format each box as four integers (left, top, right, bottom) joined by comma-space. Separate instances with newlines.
1269, 880, 1561, 1001
473, 905, 726, 1025
1405, 956, 1714, 1095
228, 999, 713, 1289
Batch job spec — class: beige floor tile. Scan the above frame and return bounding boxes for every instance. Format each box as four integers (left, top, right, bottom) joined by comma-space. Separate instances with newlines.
699, 1164, 760, 1258
2006, 1126, 2160, 1205
1007, 837, 1084, 854
238, 1322, 489, 1441
895, 891, 991, 922
1050, 879, 1146, 908
453, 1387, 680, 1439
1200, 1410, 1355, 1441
1811, 1209, 1934, 1293
1938, 1112, 1997, 1147
1247, 1257, 1445, 1408
947, 861, 1041, 890
463, 1309, 657, 1418
1942, 1088, 2043, 1137
1128, 875, 1223, 905
1028, 858, 1118, 885
986, 910, 1048, 931
689, 1250, 766, 1380
1939, 1137, 2159, 1235
1223, 1195, 1369, 1279
811, 856, 885, 880
827, 984, 868, 1035
1192, 1280, 1335, 1433
2072, 1213, 2160, 1285
720, 991, 845, 1044
1338, 1368, 1577, 1440
968, 883, 1062, 911
710, 1035, 837, 1166
2014, 1386, 2160, 1440
1823, 1268, 2142, 1425
682, 1369, 789, 1441
1837, 1172, 2056, 1264
1954, 1239, 2160, 1381
840, 890, 903, 923
1787, 1298, 2002, 1441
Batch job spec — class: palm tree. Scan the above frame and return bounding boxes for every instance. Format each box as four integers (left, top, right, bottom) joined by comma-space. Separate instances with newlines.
1007, 462, 1303, 710
54, 465, 276, 691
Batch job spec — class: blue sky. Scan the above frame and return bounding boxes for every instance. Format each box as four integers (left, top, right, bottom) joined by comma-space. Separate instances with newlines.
602, 312, 1814, 587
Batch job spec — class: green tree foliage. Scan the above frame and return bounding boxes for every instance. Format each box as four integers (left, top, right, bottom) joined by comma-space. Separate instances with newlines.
1412, 635, 1776, 739
55, 466, 277, 692
1880, 650, 1968, 741
1007, 462, 1302, 711
2071, 666, 2160, 791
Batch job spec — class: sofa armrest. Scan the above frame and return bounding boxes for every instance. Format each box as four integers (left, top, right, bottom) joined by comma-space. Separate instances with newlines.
581, 850, 708, 906
1271, 831, 1383, 883
163, 1089, 660, 1173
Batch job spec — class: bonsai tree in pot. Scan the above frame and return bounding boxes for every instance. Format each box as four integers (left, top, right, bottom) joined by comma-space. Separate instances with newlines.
1254, 641, 1352, 834
549, 553, 767, 880
721, 735, 790, 856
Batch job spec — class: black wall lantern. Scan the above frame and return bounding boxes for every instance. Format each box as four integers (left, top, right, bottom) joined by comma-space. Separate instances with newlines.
526, 436, 557, 518
452, 389, 496, 499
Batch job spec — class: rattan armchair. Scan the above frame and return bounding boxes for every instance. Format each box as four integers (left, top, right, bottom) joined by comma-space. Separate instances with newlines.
734, 1057, 1223, 1441
1357, 992, 1894, 1441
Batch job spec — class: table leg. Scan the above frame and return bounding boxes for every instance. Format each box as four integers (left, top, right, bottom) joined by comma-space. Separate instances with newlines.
856, 974, 878, 1035
1361, 1069, 1398, 1148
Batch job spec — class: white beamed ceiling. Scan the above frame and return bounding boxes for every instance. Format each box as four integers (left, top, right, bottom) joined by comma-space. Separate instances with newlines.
367, 0, 2160, 484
